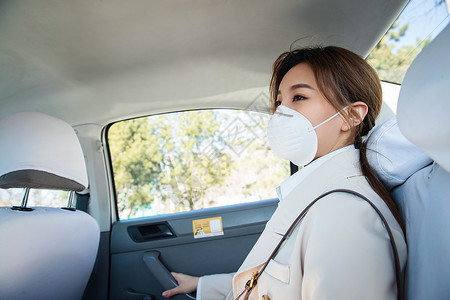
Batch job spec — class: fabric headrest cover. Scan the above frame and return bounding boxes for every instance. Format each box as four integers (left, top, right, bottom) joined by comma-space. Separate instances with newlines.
397, 24, 450, 173
366, 118, 432, 190
0, 112, 88, 191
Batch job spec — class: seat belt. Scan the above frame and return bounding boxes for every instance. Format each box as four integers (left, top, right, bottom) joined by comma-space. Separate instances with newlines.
76, 192, 90, 212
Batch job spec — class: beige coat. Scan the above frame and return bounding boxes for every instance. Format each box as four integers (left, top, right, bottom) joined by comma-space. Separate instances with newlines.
200, 149, 407, 300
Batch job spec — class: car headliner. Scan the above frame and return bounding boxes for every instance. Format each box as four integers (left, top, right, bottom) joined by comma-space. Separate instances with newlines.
0, 0, 408, 126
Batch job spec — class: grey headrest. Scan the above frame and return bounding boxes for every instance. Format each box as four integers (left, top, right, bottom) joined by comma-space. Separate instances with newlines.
0, 112, 88, 191
397, 24, 450, 173
366, 117, 432, 190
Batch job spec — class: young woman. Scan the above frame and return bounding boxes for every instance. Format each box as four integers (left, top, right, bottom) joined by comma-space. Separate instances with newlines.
162, 46, 407, 300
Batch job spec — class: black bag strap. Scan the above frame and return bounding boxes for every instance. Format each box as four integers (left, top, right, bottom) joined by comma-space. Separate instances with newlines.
236, 189, 404, 300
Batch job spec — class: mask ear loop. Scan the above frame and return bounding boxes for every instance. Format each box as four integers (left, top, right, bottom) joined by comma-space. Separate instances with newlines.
312, 106, 350, 130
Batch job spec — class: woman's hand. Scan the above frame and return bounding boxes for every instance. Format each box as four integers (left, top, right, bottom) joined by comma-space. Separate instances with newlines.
162, 272, 199, 298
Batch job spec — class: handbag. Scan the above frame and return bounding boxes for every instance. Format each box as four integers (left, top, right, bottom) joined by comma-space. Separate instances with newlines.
235, 189, 404, 300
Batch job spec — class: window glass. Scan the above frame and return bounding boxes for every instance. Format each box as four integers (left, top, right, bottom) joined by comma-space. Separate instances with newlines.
367, 0, 449, 83
0, 188, 68, 207
108, 109, 290, 220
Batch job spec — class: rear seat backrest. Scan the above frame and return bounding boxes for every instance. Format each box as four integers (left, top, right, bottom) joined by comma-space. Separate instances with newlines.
0, 112, 100, 300
395, 23, 450, 300
367, 24, 450, 300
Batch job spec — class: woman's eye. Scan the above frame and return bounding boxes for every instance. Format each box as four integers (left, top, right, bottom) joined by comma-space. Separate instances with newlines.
293, 95, 306, 101
275, 100, 282, 107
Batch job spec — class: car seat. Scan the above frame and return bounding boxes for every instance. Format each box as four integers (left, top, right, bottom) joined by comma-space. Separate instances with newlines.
367, 23, 450, 300
0, 112, 100, 300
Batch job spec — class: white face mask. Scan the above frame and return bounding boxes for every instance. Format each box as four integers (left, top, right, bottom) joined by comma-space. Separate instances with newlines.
267, 105, 342, 166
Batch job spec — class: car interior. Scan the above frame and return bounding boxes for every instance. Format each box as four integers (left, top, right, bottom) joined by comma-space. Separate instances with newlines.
0, 0, 449, 299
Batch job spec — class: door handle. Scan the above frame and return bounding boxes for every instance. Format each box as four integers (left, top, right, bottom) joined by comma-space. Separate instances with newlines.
143, 251, 196, 300
128, 223, 174, 242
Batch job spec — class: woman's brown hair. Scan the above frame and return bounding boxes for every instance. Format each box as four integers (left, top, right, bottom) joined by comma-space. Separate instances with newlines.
269, 45, 404, 230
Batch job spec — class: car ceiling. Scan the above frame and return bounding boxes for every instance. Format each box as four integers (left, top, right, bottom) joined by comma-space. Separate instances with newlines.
0, 0, 408, 126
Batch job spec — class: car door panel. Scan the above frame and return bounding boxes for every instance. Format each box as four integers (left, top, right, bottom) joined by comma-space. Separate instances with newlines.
110, 199, 278, 300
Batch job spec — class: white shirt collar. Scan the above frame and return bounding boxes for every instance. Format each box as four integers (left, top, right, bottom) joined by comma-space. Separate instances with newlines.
276, 145, 355, 201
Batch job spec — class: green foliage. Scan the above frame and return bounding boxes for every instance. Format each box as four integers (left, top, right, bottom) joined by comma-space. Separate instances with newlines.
109, 117, 164, 217
160, 111, 233, 212
109, 110, 234, 218
367, 22, 430, 83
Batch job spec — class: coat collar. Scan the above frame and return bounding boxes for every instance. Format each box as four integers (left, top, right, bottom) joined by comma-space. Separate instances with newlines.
277, 145, 356, 201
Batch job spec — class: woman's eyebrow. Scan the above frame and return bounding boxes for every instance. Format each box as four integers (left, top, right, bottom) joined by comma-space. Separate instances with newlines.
278, 83, 316, 95
290, 83, 315, 91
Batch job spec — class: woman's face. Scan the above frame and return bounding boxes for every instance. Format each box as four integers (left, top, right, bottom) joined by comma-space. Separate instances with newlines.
276, 62, 351, 159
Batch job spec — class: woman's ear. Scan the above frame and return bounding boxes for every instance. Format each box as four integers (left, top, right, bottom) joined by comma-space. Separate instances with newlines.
341, 101, 368, 131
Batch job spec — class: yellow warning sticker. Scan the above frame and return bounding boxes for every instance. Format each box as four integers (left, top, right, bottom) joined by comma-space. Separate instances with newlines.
192, 216, 224, 239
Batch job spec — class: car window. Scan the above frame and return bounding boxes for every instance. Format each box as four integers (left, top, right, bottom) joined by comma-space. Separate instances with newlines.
0, 188, 68, 207
367, 0, 449, 84
108, 109, 290, 220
